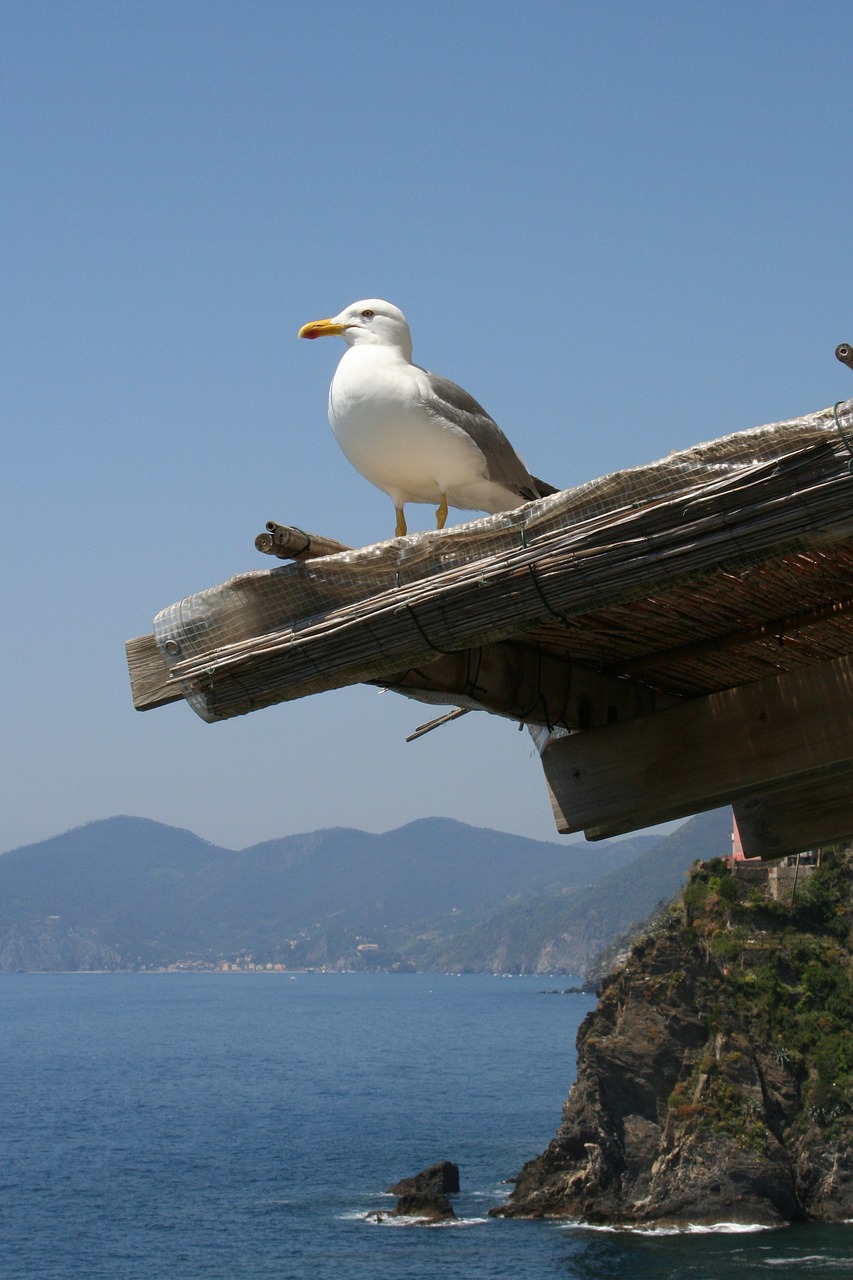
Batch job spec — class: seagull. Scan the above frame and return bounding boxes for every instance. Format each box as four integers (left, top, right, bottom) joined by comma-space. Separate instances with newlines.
298, 299, 557, 537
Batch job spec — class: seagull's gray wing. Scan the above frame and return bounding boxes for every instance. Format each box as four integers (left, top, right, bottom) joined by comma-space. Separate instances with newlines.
421, 368, 555, 501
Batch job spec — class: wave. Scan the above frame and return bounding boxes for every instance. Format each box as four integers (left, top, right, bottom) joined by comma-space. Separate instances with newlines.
764, 1258, 853, 1270
361, 1211, 491, 1228
564, 1218, 774, 1236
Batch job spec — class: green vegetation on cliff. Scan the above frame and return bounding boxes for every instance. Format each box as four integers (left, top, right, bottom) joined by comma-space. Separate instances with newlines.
499, 845, 853, 1225
668, 848, 853, 1144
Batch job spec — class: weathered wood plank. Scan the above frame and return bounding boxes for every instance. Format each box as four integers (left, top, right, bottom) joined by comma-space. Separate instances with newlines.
125, 634, 181, 711
384, 641, 680, 731
128, 524, 353, 710
542, 651, 853, 836
163, 444, 853, 721
127, 624, 679, 728
733, 768, 853, 859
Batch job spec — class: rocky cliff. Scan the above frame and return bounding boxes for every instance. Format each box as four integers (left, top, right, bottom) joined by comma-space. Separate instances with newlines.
494, 848, 853, 1226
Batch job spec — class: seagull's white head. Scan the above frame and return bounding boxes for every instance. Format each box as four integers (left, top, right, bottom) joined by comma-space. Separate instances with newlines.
299, 299, 413, 360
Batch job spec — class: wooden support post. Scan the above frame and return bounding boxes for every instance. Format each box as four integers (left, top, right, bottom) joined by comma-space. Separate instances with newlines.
542, 651, 853, 839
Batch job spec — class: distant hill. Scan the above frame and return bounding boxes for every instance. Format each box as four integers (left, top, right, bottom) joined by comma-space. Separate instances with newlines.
0, 812, 732, 973
412, 807, 734, 973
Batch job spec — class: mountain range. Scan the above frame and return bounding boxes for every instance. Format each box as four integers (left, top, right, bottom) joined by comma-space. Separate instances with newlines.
0, 809, 733, 973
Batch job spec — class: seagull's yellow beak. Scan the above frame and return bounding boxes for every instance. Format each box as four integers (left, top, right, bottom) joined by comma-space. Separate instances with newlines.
298, 317, 347, 340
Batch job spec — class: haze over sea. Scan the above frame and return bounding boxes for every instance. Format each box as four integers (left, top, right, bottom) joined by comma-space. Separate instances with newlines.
1, 974, 849, 1279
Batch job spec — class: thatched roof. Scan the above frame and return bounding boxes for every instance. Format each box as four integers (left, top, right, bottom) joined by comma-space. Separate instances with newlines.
126, 399, 853, 857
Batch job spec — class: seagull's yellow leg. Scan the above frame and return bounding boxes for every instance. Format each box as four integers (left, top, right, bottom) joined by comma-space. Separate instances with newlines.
395, 507, 407, 538
435, 495, 448, 530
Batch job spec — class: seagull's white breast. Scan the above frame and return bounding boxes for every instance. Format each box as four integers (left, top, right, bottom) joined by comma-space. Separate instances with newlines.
328, 346, 488, 507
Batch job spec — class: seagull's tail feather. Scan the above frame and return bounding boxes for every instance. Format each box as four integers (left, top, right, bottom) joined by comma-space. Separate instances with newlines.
531, 476, 559, 498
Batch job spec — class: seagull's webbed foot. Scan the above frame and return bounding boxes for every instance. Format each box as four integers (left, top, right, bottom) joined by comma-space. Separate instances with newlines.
435, 495, 448, 530
395, 507, 408, 538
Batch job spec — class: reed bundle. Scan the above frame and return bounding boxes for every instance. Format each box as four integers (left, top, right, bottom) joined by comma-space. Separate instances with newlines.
164, 441, 853, 721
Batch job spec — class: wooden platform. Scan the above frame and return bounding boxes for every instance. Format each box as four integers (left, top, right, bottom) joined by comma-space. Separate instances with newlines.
127, 400, 853, 859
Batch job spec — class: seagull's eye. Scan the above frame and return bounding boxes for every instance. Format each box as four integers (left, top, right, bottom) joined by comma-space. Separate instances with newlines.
360, 309, 374, 319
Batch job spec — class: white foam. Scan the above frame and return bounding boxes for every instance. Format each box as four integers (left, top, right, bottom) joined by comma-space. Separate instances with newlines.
565, 1218, 773, 1236
363, 1211, 489, 1228
764, 1258, 848, 1269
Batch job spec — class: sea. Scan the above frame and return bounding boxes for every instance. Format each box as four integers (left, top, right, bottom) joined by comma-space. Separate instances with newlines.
0, 973, 850, 1280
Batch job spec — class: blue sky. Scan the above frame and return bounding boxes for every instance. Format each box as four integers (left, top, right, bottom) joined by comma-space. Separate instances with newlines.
3, 1, 853, 853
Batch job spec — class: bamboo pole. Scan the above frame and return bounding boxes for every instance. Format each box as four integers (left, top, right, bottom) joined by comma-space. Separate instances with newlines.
254, 522, 351, 560
606, 596, 853, 676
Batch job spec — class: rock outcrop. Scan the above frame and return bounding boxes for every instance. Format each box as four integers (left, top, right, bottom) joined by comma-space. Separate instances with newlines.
494, 848, 853, 1226
386, 1161, 460, 1220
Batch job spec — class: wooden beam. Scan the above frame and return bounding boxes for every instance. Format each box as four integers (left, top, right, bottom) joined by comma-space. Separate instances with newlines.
733, 766, 853, 859
128, 523, 354, 711
127, 628, 679, 729
384, 642, 679, 731
125, 634, 181, 711
542, 651, 853, 837
161, 444, 853, 721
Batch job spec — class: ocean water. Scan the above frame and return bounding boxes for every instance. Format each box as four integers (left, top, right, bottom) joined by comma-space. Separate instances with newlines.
0, 973, 850, 1280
